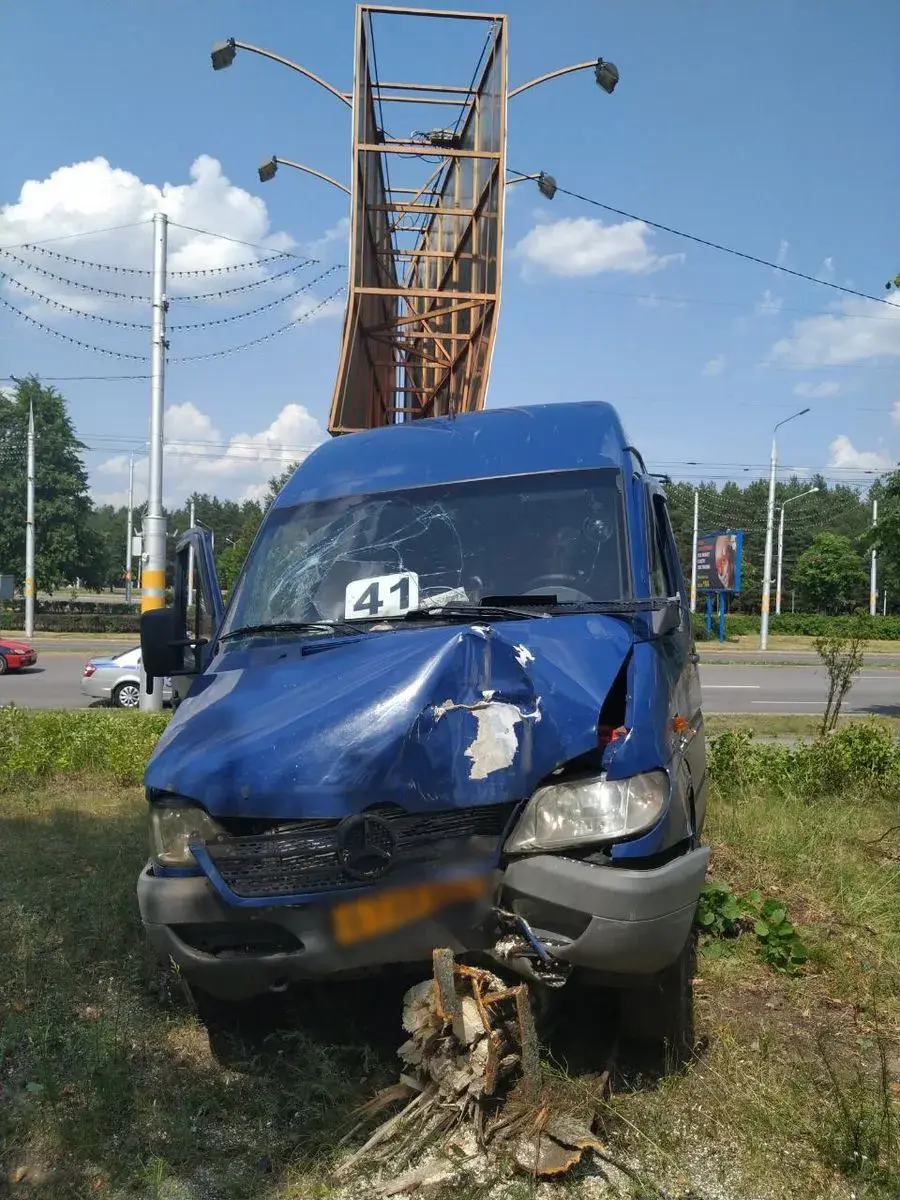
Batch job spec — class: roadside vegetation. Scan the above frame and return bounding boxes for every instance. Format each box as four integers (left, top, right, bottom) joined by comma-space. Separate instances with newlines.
1, 715, 898, 1198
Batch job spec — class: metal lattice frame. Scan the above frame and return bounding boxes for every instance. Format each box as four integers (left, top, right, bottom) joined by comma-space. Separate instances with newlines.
329, 5, 507, 434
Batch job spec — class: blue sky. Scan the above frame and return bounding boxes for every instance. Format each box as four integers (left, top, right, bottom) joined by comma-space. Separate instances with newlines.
1, 0, 898, 506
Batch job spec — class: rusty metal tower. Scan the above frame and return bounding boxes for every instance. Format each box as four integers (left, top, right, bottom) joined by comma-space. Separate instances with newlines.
212, 7, 617, 435
331, 5, 507, 433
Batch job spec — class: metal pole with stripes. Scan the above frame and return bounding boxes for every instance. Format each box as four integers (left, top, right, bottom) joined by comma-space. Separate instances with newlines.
139, 212, 169, 712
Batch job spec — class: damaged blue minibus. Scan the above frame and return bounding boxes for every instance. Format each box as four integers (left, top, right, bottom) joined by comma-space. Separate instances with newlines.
139, 400, 708, 1052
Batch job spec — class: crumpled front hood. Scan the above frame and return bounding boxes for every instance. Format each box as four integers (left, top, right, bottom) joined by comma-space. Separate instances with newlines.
145, 617, 635, 819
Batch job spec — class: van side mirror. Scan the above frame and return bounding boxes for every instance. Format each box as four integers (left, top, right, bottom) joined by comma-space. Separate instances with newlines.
141, 608, 195, 680
651, 597, 682, 638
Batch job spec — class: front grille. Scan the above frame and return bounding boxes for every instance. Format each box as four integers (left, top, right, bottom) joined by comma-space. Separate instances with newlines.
202, 803, 516, 899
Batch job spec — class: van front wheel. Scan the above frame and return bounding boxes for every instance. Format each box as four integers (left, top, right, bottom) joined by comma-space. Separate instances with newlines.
618, 931, 696, 1066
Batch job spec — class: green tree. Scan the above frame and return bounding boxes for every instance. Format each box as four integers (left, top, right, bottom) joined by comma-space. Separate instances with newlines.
793, 533, 867, 615
0, 376, 102, 593
216, 462, 301, 590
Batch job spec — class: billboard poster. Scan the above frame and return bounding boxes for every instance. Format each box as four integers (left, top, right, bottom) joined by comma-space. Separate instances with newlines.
696, 531, 743, 593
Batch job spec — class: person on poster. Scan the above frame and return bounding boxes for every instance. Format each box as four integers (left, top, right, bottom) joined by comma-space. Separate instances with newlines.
714, 535, 737, 591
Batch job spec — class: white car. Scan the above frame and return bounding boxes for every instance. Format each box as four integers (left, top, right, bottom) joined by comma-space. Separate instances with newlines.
81, 646, 172, 708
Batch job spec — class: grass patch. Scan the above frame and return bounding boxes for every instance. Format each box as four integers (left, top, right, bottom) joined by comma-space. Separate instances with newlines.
702, 634, 900, 654
705, 713, 900, 738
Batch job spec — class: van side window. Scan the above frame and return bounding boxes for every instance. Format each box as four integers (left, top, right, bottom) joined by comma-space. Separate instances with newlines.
648, 493, 674, 596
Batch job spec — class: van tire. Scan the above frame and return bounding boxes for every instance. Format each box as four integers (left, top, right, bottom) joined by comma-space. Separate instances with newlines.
618, 930, 696, 1066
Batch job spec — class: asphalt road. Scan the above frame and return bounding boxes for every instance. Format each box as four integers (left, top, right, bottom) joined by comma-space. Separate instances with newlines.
2, 647, 898, 716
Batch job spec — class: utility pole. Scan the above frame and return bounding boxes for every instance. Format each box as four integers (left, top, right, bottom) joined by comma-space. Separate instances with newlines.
140, 211, 168, 712
24, 399, 35, 639
870, 498, 878, 617
125, 452, 135, 605
760, 408, 809, 651
187, 497, 195, 610
690, 488, 699, 613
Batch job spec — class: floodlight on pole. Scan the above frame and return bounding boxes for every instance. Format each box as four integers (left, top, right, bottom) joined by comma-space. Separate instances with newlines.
257, 156, 350, 194
775, 486, 818, 615
760, 407, 811, 650
210, 37, 351, 106
507, 57, 619, 99
506, 171, 557, 199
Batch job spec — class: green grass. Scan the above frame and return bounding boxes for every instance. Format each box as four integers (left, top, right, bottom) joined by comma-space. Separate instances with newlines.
705, 713, 900, 738
1, 773, 898, 1197
702, 634, 900, 654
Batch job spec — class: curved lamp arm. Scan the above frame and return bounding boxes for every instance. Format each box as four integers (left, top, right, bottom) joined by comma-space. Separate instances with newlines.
508, 58, 619, 99
259, 157, 350, 194
212, 38, 351, 108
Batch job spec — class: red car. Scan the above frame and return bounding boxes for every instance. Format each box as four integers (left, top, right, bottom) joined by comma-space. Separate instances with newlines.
0, 638, 38, 674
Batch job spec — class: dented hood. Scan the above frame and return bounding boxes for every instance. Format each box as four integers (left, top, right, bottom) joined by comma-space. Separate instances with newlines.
144, 616, 635, 819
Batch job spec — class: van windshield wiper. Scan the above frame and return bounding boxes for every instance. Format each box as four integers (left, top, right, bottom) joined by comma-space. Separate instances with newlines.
220, 620, 364, 642
548, 596, 675, 614
400, 602, 550, 623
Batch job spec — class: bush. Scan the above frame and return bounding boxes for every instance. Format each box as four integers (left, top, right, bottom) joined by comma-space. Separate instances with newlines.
0, 613, 141, 633
0, 708, 170, 789
709, 720, 900, 801
1, 599, 137, 615
691, 612, 900, 641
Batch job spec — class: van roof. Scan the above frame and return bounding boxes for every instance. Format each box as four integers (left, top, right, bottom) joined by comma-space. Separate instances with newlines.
275, 400, 631, 507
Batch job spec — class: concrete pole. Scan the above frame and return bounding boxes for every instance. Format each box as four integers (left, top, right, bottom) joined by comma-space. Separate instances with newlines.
187, 497, 195, 610
760, 436, 777, 651
870, 498, 878, 617
125, 452, 134, 605
689, 488, 698, 613
24, 399, 35, 639
775, 504, 785, 616
140, 212, 169, 712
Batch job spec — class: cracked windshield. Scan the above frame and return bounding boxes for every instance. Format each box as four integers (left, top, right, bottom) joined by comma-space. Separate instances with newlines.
223, 467, 629, 630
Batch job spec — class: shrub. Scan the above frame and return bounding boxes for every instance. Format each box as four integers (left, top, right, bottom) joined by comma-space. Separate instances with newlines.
691, 612, 900, 641
0, 613, 141, 633
708, 720, 900, 801
0, 708, 170, 789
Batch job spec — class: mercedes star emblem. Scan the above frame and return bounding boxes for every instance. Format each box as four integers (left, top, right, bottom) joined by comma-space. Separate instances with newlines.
336, 813, 397, 881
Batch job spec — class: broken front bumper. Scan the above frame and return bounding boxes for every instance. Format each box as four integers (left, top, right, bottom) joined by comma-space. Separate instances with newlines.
499, 846, 710, 980
138, 844, 708, 1000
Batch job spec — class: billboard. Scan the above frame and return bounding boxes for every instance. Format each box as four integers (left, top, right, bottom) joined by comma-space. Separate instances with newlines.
696, 531, 743, 593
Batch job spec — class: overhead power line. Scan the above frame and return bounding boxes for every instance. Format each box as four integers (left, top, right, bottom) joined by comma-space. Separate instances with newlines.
510, 167, 896, 309
10, 242, 298, 278
0, 293, 148, 360
166, 220, 313, 261
0, 221, 152, 252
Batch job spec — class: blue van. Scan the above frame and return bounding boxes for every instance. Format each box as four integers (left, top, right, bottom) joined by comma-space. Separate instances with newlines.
139, 401, 708, 1052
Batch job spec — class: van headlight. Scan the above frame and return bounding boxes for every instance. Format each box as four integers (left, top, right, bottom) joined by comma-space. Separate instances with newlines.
505, 770, 669, 854
149, 802, 224, 868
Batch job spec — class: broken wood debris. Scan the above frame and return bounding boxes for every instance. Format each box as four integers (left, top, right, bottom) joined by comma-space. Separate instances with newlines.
336, 947, 610, 1191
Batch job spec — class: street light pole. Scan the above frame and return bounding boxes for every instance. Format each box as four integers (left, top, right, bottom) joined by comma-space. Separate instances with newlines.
24, 399, 35, 639
125, 452, 135, 605
187, 497, 195, 611
690, 488, 699, 613
140, 212, 169, 712
870, 498, 878, 616
775, 487, 819, 615
760, 407, 810, 651
211, 38, 351, 106
257, 156, 350, 193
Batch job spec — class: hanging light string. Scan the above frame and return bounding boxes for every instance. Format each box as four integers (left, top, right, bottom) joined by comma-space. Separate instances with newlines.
0, 265, 342, 333
169, 284, 346, 363
0, 293, 148, 359
9, 241, 297, 277
168, 267, 343, 330
1, 272, 150, 329
0, 249, 322, 304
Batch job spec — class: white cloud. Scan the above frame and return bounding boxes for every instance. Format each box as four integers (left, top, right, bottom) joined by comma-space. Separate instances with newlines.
0, 155, 306, 311
818, 256, 834, 280
305, 216, 349, 260
756, 289, 783, 316
513, 216, 684, 278
828, 435, 891, 473
776, 239, 789, 268
793, 380, 841, 398
291, 292, 344, 323
94, 400, 326, 505
771, 293, 900, 366
702, 355, 725, 377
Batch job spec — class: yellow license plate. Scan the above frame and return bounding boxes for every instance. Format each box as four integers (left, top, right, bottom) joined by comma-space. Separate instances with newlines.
331, 874, 490, 947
